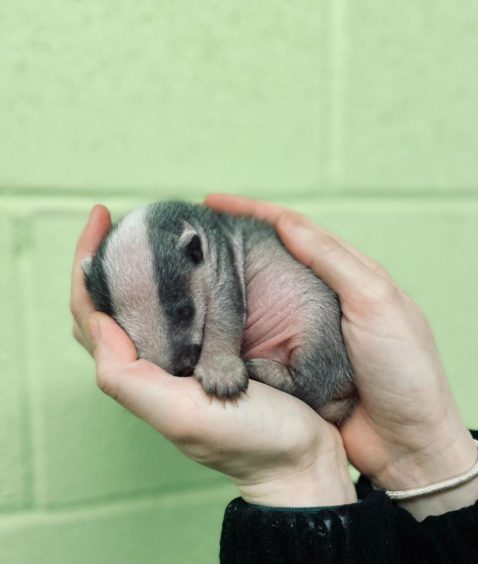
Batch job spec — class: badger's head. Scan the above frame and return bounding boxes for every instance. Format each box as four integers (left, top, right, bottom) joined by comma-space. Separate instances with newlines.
81, 203, 210, 376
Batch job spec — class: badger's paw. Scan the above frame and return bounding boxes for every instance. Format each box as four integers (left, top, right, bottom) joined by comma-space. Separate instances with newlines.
194, 355, 249, 400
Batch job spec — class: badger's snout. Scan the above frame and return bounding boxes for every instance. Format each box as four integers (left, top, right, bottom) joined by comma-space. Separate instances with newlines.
173, 344, 202, 376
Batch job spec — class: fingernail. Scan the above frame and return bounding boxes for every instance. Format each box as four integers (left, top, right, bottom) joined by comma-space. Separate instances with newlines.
88, 317, 101, 346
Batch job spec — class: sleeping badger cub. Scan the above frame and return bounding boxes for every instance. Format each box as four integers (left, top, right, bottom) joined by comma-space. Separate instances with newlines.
82, 201, 355, 423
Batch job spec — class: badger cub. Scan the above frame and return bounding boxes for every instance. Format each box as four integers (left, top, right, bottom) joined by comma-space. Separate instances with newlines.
82, 201, 355, 423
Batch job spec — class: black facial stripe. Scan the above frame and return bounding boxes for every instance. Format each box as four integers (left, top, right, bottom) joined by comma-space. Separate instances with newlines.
174, 302, 195, 324
172, 343, 202, 377
161, 279, 195, 328
85, 241, 114, 316
160, 279, 198, 375
146, 202, 206, 376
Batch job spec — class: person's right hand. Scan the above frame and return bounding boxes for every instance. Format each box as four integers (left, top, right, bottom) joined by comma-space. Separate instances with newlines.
205, 195, 478, 519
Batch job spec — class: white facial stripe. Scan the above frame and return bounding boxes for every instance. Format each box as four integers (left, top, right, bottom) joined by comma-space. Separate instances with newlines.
103, 206, 172, 370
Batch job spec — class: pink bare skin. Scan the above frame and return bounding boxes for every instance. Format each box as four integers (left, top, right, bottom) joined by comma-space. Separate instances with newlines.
241, 241, 308, 364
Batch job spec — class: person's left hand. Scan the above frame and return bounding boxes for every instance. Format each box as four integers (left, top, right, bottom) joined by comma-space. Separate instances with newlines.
70, 205, 357, 508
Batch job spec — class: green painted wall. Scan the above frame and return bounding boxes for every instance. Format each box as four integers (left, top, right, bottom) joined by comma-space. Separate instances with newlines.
1, 2, 477, 563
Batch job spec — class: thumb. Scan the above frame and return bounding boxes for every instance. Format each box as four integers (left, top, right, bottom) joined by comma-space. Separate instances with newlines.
276, 212, 373, 300
87, 312, 137, 369
86, 312, 138, 402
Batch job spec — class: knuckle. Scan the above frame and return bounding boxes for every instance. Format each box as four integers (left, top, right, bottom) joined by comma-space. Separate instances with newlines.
96, 369, 118, 400
362, 278, 399, 306
317, 235, 341, 257
374, 279, 396, 302
404, 295, 430, 324
281, 210, 306, 224
371, 260, 391, 279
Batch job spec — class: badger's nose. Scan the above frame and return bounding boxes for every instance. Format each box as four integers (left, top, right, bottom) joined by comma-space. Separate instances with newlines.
174, 344, 202, 377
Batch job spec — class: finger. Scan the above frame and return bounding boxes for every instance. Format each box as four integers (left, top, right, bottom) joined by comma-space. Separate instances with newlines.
276, 212, 388, 305
70, 205, 111, 345
295, 218, 391, 280
204, 194, 289, 224
205, 194, 389, 278
89, 312, 166, 418
90, 312, 137, 368
89, 312, 138, 398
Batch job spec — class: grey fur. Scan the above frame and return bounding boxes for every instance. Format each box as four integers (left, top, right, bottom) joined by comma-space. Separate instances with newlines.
83, 201, 356, 423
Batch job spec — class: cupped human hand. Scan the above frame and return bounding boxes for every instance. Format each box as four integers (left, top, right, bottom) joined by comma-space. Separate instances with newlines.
205, 194, 477, 517
69, 205, 357, 508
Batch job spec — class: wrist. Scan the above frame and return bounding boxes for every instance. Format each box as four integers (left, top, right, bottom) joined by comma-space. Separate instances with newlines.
373, 427, 478, 520
236, 441, 357, 508
374, 425, 476, 492
397, 474, 478, 521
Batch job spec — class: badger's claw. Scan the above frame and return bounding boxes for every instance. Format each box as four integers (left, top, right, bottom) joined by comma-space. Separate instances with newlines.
194, 355, 249, 399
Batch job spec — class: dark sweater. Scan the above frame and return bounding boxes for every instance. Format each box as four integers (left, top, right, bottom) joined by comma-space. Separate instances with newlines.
220, 430, 478, 563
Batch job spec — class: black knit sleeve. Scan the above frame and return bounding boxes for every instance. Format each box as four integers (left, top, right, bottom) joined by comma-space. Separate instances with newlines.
219, 430, 478, 564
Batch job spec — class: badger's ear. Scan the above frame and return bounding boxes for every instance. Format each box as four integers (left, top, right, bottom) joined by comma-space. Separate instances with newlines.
81, 256, 93, 277
177, 222, 205, 264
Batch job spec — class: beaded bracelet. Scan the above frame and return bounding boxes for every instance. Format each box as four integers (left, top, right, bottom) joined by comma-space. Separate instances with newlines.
374, 439, 478, 500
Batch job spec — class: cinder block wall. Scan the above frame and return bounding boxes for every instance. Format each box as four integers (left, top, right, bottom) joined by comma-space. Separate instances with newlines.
1, 2, 477, 563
